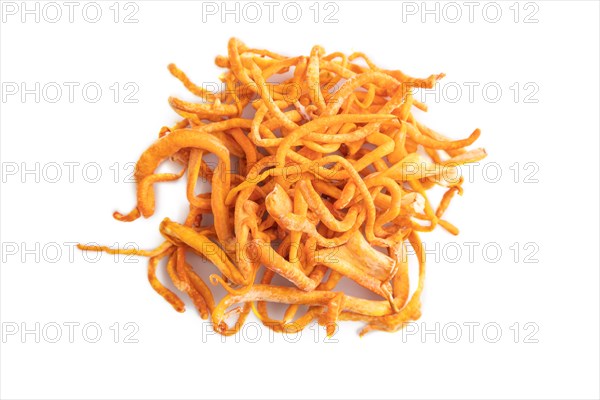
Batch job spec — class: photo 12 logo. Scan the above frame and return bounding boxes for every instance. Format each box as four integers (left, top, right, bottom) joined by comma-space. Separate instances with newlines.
201, 321, 340, 343
1, 161, 138, 184
2, 322, 140, 344
200, 1, 340, 23
400, 1, 540, 24
1, 1, 140, 23
400, 321, 540, 344
1, 82, 139, 104
413, 81, 540, 104
410, 241, 540, 264
1, 241, 142, 265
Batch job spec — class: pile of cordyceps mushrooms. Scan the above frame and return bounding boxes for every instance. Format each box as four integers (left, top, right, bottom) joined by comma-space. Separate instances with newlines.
80, 38, 486, 336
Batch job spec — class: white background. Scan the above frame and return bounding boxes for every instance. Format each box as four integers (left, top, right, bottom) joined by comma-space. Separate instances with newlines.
1, 1, 599, 399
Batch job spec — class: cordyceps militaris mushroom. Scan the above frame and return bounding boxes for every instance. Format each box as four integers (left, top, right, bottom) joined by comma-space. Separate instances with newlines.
79, 38, 487, 336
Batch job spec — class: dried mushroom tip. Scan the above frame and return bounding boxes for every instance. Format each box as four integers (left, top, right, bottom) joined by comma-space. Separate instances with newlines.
79, 38, 487, 336
112, 207, 140, 222
413, 193, 426, 214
